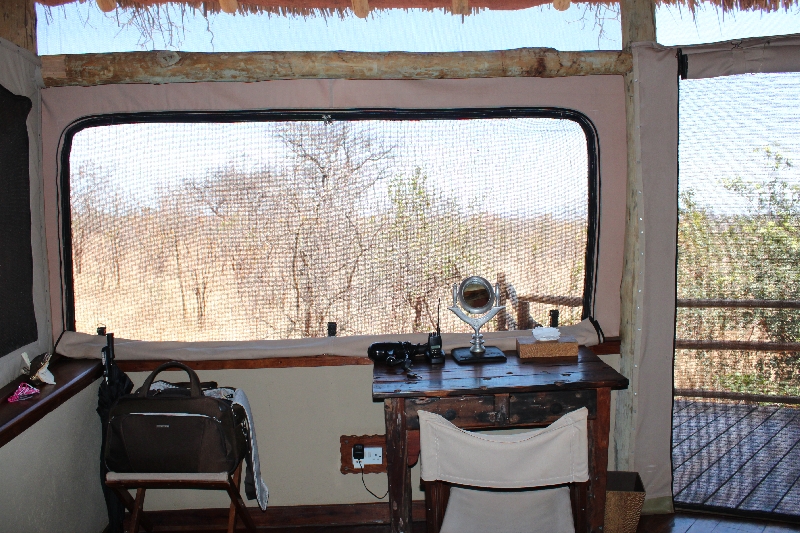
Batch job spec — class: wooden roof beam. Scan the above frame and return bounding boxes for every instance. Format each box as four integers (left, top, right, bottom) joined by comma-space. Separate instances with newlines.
41, 48, 632, 87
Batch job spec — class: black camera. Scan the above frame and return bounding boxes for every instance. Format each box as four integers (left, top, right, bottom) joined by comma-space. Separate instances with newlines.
368, 331, 445, 368
370, 300, 444, 369
368, 342, 425, 367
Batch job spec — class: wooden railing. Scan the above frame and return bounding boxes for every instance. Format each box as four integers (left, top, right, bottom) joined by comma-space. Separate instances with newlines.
518, 295, 583, 307
674, 388, 800, 405
675, 298, 800, 404
675, 298, 800, 351
676, 299, 800, 309
495, 291, 583, 330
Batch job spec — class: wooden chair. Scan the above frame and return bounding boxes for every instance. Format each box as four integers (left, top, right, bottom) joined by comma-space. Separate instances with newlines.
418, 407, 590, 533
105, 462, 256, 533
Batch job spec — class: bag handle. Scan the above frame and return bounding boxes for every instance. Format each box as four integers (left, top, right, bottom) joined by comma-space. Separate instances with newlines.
139, 361, 203, 397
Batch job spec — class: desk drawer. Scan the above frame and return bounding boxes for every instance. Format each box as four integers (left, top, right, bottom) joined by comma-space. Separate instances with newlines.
404, 396, 498, 430
508, 390, 596, 425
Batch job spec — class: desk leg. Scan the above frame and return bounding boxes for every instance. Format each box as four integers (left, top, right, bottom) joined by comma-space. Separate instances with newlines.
588, 388, 611, 533
385, 398, 412, 533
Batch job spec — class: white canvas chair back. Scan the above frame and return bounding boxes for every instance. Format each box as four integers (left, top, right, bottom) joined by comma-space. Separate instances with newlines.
419, 407, 589, 533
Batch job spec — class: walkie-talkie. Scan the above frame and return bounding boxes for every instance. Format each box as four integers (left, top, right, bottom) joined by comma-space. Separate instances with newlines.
426, 299, 445, 364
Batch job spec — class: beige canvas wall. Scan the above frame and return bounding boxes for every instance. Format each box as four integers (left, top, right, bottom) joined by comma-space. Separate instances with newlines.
34, 75, 628, 514
123, 360, 620, 510
0, 380, 107, 533
41, 76, 627, 342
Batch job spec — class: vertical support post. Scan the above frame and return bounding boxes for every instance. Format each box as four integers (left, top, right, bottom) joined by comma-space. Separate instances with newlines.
422, 481, 450, 533
386, 397, 411, 533
517, 301, 530, 330
0, 0, 37, 54
616, 66, 639, 474
496, 272, 507, 331
588, 388, 612, 533
227, 464, 242, 533
621, 0, 656, 48
616, 0, 655, 473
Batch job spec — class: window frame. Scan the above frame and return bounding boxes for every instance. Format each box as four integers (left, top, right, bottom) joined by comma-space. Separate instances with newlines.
59, 107, 601, 336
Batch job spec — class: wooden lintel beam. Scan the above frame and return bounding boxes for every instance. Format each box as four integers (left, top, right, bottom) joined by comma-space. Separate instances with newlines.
41, 49, 632, 87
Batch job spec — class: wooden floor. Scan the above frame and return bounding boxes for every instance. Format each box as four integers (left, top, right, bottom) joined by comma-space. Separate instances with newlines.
673, 399, 800, 517
637, 512, 800, 532
124, 512, 800, 532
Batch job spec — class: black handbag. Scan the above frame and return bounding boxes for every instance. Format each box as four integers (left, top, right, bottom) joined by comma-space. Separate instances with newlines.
104, 361, 248, 474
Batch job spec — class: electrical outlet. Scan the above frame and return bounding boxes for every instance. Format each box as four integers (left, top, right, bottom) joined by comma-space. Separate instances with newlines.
353, 446, 382, 467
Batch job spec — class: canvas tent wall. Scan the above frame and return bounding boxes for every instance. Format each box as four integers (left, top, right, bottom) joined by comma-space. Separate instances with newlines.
0, 36, 108, 533
0, 37, 50, 389
39, 75, 629, 514
617, 34, 800, 513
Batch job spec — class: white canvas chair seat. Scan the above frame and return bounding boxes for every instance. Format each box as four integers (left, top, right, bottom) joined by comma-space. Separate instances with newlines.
419, 407, 589, 533
441, 485, 575, 533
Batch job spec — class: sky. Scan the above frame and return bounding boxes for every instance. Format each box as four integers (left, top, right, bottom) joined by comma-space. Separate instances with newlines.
36, 1, 800, 54
70, 116, 590, 219
37, 2, 622, 53
37, 0, 800, 217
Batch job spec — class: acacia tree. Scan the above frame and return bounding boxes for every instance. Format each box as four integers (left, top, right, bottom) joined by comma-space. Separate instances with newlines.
387, 167, 477, 332
677, 146, 800, 392
180, 167, 285, 337
275, 122, 393, 337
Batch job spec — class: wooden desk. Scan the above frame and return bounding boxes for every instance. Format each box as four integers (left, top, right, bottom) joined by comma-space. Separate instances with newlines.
373, 346, 628, 533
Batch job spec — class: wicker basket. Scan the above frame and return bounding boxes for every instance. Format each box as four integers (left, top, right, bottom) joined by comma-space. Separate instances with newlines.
604, 471, 646, 533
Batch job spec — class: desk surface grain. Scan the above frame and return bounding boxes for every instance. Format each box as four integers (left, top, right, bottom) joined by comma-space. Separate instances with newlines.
372, 347, 628, 399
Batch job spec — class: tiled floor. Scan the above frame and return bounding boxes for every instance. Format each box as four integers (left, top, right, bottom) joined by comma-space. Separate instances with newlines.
673, 399, 800, 516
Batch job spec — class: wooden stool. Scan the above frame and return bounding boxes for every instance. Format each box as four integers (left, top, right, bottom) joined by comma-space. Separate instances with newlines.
105, 462, 256, 533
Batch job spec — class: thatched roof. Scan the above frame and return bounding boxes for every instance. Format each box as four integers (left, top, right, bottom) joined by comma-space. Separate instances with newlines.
36, 0, 799, 18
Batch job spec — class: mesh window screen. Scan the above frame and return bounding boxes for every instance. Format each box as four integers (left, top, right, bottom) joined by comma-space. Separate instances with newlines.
675, 73, 800, 515
67, 112, 593, 342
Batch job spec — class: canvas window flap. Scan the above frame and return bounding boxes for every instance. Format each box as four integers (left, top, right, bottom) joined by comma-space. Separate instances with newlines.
682, 34, 800, 79
56, 329, 538, 360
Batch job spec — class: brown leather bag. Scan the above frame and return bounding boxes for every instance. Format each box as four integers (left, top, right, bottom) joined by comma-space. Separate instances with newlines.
104, 361, 248, 474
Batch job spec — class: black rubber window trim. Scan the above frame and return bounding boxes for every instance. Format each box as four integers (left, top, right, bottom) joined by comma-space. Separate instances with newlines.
58, 107, 600, 332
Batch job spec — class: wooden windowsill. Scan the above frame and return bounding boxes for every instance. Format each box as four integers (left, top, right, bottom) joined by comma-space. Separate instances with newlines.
592, 337, 621, 355
116, 338, 623, 372
0, 356, 102, 449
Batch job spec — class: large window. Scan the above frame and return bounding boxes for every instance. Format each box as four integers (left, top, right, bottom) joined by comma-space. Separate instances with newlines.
674, 73, 800, 517
63, 110, 598, 342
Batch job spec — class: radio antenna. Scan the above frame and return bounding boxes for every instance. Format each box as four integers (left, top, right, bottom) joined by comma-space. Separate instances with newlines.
437, 298, 441, 336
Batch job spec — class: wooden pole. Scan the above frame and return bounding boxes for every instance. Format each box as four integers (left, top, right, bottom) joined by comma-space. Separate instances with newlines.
0, 0, 36, 54
615, 0, 655, 473
385, 398, 411, 533
41, 49, 632, 87
621, 0, 656, 48
497, 272, 507, 331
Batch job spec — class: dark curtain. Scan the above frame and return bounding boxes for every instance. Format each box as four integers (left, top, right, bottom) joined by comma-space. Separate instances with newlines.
0, 82, 38, 356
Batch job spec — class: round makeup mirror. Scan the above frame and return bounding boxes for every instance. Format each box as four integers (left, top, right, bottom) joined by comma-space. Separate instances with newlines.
457, 276, 496, 315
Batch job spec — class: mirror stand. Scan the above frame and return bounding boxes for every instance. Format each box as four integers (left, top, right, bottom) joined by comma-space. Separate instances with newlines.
448, 277, 507, 364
